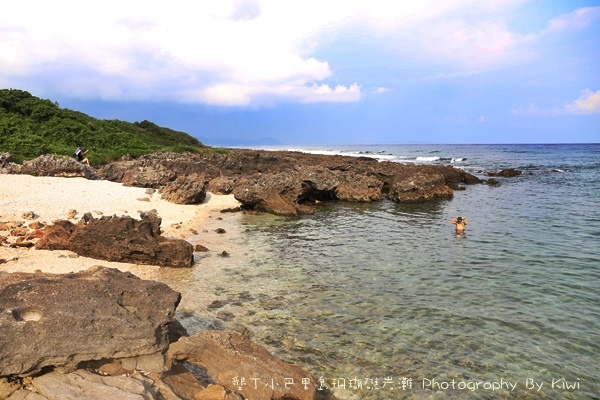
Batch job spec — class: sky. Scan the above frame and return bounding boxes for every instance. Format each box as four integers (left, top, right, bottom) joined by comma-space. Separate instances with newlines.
1, 0, 599, 145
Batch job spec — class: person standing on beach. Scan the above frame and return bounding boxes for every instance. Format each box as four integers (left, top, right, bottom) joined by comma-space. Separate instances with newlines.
74, 146, 90, 165
451, 216, 467, 235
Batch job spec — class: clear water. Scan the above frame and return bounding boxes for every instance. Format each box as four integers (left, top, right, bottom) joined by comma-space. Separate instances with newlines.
159, 144, 600, 399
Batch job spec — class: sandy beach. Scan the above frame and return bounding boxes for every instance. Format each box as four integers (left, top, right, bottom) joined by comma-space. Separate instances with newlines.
0, 174, 241, 277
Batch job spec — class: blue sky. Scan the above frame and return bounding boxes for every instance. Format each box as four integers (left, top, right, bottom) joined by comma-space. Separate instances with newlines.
1, 0, 599, 145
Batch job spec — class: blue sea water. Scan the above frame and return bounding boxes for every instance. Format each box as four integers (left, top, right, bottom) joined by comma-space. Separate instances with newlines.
161, 144, 600, 399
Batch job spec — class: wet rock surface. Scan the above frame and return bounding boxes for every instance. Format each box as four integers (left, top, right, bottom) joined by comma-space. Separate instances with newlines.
486, 168, 523, 177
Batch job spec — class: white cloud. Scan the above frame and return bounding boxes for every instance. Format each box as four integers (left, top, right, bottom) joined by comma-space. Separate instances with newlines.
374, 87, 392, 94
511, 102, 562, 117
566, 89, 600, 114
416, 5, 600, 75
513, 89, 600, 116
301, 83, 362, 103
184, 82, 361, 106
1, 0, 595, 107
545, 6, 600, 33
0, 0, 369, 106
420, 20, 518, 71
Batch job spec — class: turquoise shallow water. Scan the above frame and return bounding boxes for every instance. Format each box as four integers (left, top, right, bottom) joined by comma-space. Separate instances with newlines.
161, 144, 600, 399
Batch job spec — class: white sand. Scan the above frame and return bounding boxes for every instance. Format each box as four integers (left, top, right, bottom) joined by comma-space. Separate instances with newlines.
0, 174, 241, 277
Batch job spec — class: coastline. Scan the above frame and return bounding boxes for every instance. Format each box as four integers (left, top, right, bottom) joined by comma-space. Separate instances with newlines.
0, 173, 339, 399
2, 144, 598, 398
0, 174, 241, 277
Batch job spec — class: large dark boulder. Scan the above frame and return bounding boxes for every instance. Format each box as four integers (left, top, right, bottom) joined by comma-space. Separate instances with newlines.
98, 159, 137, 183
0, 266, 181, 377
487, 168, 522, 177
233, 171, 304, 216
36, 211, 194, 267
234, 183, 300, 216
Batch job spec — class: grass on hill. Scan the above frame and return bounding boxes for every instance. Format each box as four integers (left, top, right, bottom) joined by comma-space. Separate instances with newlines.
0, 89, 225, 165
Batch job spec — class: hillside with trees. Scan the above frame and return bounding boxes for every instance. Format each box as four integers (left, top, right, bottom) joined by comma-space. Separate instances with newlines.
0, 89, 215, 165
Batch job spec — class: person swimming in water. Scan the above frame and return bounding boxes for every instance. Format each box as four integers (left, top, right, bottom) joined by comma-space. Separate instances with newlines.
451, 216, 467, 236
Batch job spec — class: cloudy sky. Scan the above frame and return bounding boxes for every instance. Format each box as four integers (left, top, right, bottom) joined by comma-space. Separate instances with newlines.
2, 0, 599, 145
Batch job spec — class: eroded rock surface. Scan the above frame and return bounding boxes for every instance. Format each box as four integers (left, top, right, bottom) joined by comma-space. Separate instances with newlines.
0, 266, 181, 377
35, 211, 194, 267
2, 149, 482, 216
168, 331, 334, 400
0, 266, 335, 399
158, 173, 207, 205
2, 154, 99, 179
97, 150, 481, 216
389, 173, 454, 202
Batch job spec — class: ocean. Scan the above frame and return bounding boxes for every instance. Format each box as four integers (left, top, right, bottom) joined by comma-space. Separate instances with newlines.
159, 144, 600, 399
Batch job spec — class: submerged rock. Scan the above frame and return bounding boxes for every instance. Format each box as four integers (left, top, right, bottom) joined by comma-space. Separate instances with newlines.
487, 168, 522, 177
0, 263, 336, 399
0, 266, 335, 399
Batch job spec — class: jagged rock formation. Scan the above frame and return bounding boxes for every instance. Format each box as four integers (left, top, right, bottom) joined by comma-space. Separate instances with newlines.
158, 173, 207, 205
35, 211, 194, 268
1, 154, 99, 179
98, 150, 482, 216
0, 153, 11, 169
1, 149, 482, 216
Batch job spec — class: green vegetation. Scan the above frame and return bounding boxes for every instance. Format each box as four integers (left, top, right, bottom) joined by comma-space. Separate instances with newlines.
0, 89, 223, 165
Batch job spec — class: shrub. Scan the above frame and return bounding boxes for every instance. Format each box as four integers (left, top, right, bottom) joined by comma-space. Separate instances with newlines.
0, 89, 224, 165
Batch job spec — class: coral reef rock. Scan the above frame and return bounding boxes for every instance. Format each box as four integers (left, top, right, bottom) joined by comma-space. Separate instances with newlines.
97, 150, 481, 216
0, 266, 181, 377
36, 211, 194, 267
2, 154, 99, 179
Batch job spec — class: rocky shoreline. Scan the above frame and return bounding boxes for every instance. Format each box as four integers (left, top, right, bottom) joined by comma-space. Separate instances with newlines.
1, 149, 482, 216
0, 267, 334, 399
0, 149, 483, 399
